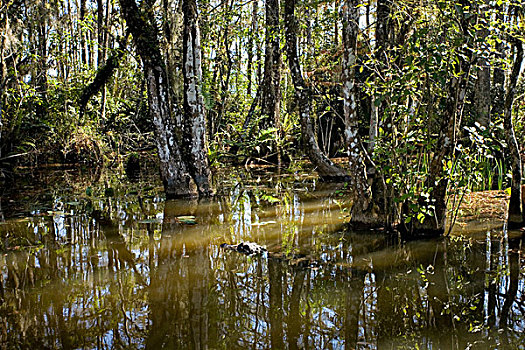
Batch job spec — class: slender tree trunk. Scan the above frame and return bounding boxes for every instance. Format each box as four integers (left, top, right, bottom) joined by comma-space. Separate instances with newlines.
119, 0, 195, 198
214, 0, 234, 136
334, 3, 339, 47
100, 0, 111, 120
260, 0, 281, 156
80, 0, 87, 66
246, 0, 257, 97
369, 0, 390, 152
97, 0, 104, 67
182, 0, 213, 196
284, 0, 347, 181
0, 11, 8, 159
491, 6, 505, 121
503, 39, 523, 228
36, 3, 48, 121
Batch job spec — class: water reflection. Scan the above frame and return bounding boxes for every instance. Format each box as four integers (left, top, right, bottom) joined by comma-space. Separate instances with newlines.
0, 170, 524, 348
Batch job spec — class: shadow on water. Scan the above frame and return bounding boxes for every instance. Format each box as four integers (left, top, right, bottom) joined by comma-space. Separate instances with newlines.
0, 168, 524, 349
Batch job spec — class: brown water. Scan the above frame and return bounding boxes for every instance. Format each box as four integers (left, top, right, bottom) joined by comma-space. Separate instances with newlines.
0, 167, 524, 349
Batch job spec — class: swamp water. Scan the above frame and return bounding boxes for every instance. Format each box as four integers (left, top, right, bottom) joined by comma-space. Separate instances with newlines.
0, 167, 524, 349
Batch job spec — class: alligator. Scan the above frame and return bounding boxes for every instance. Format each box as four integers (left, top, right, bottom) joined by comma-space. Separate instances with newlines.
220, 242, 267, 256
220, 241, 314, 268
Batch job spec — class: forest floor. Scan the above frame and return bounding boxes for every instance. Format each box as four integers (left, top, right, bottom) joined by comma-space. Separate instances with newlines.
452, 190, 511, 237
457, 190, 509, 222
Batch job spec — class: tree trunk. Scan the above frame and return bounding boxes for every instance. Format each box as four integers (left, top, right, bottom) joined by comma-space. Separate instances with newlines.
369, 0, 390, 152
260, 0, 281, 163
79, 41, 126, 117
182, 0, 213, 197
80, 0, 87, 66
246, 0, 257, 97
491, 6, 505, 121
343, 0, 386, 228
0, 11, 8, 159
503, 39, 523, 228
119, 0, 195, 198
97, 0, 104, 67
474, 0, 491, 127
101, 0, 111, 120
36, 3, 48, 121
284, 0, 348, 181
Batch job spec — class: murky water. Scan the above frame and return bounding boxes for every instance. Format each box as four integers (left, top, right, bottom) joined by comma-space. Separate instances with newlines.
0, 167, 524, 349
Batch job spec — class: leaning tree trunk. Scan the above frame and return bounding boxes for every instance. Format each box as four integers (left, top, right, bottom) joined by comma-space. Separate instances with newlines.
503, 39, 523, 228
182, 0, 213, 197
284, 0, 348, 181
119, 0, 195, 198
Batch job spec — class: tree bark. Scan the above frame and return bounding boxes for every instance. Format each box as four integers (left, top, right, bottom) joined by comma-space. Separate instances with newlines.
97, 0, 104, 67
491, 6, 505, 121
368, 0, 390, 152
80, 0, 87, 66
119, 0, 195, 198
342, 0, 368, 206
474, 0, 490, 127
260, 0, 281, 162
182, 0, 213, 196
503, 39, 523, 228
0, 9, 8, 159
36, 3, 48, 121
284, 0, 348, 181
343, 0, 388, 228
79, 40, 126, 117
246, 0, 257, 97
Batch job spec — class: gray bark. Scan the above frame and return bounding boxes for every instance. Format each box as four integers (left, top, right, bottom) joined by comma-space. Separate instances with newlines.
474, 1, 490, 127
119, 0, 195, 198
284, 0, 348, 181
491, 6, 505, 121
369, 0, 390, 152
182, 0, 213, 196
343, 0, 387, 228
503, 39, 523, 227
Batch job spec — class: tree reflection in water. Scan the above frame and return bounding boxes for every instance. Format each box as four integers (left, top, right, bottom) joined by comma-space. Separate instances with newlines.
0, 171, 524, 348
